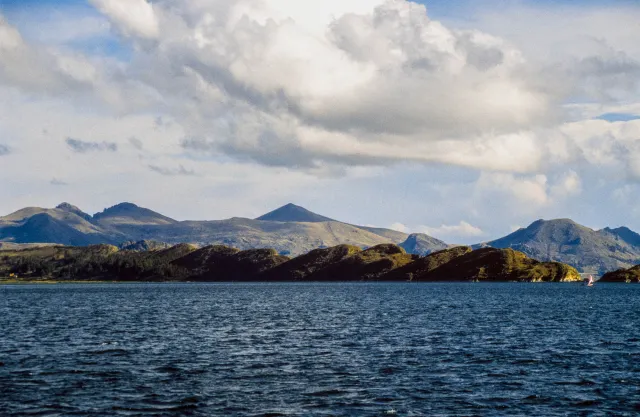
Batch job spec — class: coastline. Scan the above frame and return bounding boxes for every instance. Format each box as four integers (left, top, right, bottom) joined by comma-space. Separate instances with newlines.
0, 279, 596, 285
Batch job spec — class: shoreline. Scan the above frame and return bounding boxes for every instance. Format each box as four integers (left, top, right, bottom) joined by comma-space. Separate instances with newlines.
0, 279, 599, 285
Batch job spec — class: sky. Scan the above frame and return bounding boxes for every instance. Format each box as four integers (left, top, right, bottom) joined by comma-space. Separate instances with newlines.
0, 0, 640, 244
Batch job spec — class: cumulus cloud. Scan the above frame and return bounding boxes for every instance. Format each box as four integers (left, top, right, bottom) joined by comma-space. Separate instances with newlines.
89, 0, 159, 39
3, 0, 640, 239
0, 16, 99, 95
476, 172, 549, 208
389, 222, 410, 233
85, 0, 554, 172
419, 221, 484, 239
550, 170, 582, 198
66, 138, 118, 153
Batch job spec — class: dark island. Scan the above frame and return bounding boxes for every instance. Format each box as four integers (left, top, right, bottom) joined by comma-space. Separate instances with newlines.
600, 265, 640, 283
0, 242, 583, 283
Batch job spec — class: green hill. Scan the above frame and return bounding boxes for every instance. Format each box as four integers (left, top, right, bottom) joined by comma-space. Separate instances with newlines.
0, 243, 580, 283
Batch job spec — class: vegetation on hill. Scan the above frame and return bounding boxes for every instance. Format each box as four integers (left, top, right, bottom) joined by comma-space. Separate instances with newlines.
301, 244, 416, 281
421, 247, 581, 282
600, 265, 640, 283
382, 246, 473, 281
3, 203, 640, 274
118, 240, 171, 251
259, 244, 362, 281
0, 243, 581, 283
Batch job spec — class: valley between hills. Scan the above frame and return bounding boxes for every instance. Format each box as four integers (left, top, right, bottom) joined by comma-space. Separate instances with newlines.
1, 201, 640, 280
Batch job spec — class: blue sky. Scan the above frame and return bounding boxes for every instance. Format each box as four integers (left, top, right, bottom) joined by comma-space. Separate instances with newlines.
0, 0, 640, 242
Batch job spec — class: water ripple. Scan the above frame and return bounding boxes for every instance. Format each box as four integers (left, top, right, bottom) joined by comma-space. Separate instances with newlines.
1, 282, 640, 416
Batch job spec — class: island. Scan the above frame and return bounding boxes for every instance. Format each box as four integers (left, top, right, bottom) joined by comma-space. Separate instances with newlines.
600, 265, 640, 283
0, 242, 583, 283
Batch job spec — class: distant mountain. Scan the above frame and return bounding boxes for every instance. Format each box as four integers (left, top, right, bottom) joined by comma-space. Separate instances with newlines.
256, 203, 335, 223
357, 226, 409, 243
256, 204, 415, 245
93, 202, 177, 226
0, 204, 120, 246
0, 213, 115, 246
12, 202, 639, 274
0, 202, 440, 256
603, 226, 640, 247
399, 233, 449, 256
476, 219, 640, 275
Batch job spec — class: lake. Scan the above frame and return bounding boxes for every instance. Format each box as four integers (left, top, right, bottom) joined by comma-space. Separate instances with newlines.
1, 282, 639, 416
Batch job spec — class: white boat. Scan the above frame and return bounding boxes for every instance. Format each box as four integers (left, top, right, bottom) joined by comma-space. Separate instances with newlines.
586, 275, 594, 286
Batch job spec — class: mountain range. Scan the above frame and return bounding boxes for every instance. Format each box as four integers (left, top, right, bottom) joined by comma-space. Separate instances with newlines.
0, 202, 447, 257
1, 202, 639, 274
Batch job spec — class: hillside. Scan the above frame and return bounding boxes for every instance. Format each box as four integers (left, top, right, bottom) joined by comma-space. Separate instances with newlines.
0, 243, 581, 283
477, 219, 640, 275
600, 264, 640, 283
0, 205, 121, 246
5, 203, 640, 272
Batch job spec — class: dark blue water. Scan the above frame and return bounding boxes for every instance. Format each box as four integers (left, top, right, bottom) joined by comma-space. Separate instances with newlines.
1, 283, 639, 416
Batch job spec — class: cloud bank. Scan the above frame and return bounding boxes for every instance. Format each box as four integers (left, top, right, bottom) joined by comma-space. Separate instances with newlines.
1, 0, 640, 242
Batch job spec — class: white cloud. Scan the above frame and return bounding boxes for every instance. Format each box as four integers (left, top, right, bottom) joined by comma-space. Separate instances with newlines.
90, 0, 159, 39
75, 0, 555, 172
476, 172, 549, 208
418, 221, 484, 239
3, 0, 640, 240
550, 170, 582, 198
389, 222, 409, 233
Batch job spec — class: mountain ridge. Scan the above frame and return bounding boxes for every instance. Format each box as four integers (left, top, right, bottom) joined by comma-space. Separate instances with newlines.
475, 218, 640, 274
3, 203, 640, 273
0, 202, 444, 256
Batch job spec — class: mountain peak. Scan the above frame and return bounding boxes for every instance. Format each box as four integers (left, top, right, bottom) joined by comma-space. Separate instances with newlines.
56, 202, 81, 211
530, 218, 581, 227
256, 203, 335, 223
56, 202, 93, 222
603, 226, 640, 246
399, 233, 448, 256
93, 202, 176, 225
109, 202, 139, 210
